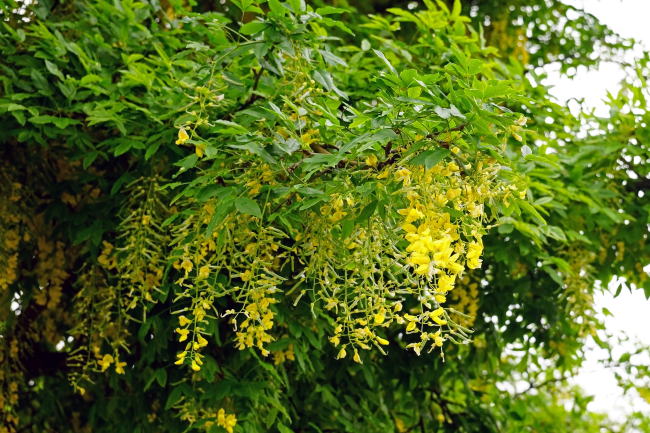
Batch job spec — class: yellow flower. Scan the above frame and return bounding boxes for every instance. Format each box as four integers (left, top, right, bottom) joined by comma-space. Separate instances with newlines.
115, 359, 126, 374
176, 328, 190, 342
374, 311, 385, 325
376, 169, 390, 179
176, 127, 189, 145
406, 320, 417, 332
376, 336, 389, 346
181, 259, 193, 273
97, 354, 113, 372
198, 265, 210, 279
431, 331, 444, 347
178, 315, 191, 326
395, 168, 411, 184
466, 241, 483, 269
365, 154, 378, 167
217, 408, 237, 433
191, 360, 201, 371
336, 347, 347, 359
240, 270, 252, 282
437, 274, 455, 293
353, 349, 362, 364
430, 307, 447, 325
196, 334, 208, 348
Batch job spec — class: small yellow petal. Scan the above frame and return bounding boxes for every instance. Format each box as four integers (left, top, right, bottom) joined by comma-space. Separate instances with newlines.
406, 321, 417, 332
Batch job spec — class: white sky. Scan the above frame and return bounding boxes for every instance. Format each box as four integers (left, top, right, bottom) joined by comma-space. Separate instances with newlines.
543, 0, 650, 422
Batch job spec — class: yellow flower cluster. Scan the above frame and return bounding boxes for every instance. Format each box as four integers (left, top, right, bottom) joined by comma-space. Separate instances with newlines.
449, 276, 479, 329
115, 179, 168, 308
174, 297, 211, 371
0, 229, 19, 291
321, 194, 354, 223
393, 161, 491, 354
234, 282, 279, 356
244, 163, 277, 196
96, 353, 127, 374
296, 152, 507, 359
170, 203, 287, 361
33, 237, 68, 310
0, 180, 23, 291
272, 344, 295, 365
216, 408, 237, 433
176, 402, 237, 433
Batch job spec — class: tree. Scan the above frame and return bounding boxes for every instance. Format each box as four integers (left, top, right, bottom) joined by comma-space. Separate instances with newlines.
0, 0, 648, 432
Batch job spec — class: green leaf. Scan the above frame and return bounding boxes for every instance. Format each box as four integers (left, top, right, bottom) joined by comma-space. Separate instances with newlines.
373, 49, 397, 76
268, 0, 284, 14
29, 115, 80, 129
206, 197, 235, 236
145, 142, 161, 160
277, 423, 294, 433
240, 21, 267, 35
44, 60, 64, 80
317, 6, 348, 15
212, 119, 248, 135
288, 0, 305, 13
319, 49, 347, 67
410, 148, 451, 169
235, 197, 262, 219
82, 151, 99, 169
164, 386, 185, 410
356, 200, 377, 223
175, 154, 199, 171
155, 369, 167, 387
451, 0, 462, 17
543, 225, 567, 242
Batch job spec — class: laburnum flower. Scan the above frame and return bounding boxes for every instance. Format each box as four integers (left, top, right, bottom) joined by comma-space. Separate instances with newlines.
178, 315, 191, 326
375, 336, 389, 346
175, 127, 189, 145
217, 408, 237, 433
97, 354, 113, 372
404, 314, 418, 332
180, 259, 193, 273
192, 334, 208, 350
174, 351, 187, 365
195, 143, 205, 158
176, 327, 190, 342
466, 241, 483, 269
198, 265, 210, 279
114, 359, 126, 374
429, 307, 447, 325
365, 154, 378, 167
438, 274, 455, 293
239, 270, 252, 282
430, 330, 444, 347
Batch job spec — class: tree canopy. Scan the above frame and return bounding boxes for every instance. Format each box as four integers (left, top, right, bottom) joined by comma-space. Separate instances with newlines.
1, 0, 649, 432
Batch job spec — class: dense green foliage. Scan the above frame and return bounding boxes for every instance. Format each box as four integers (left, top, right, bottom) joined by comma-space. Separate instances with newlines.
1, 0, 649, 432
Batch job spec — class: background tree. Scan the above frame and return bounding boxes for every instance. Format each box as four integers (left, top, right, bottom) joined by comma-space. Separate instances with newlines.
0, 1, 648, 432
